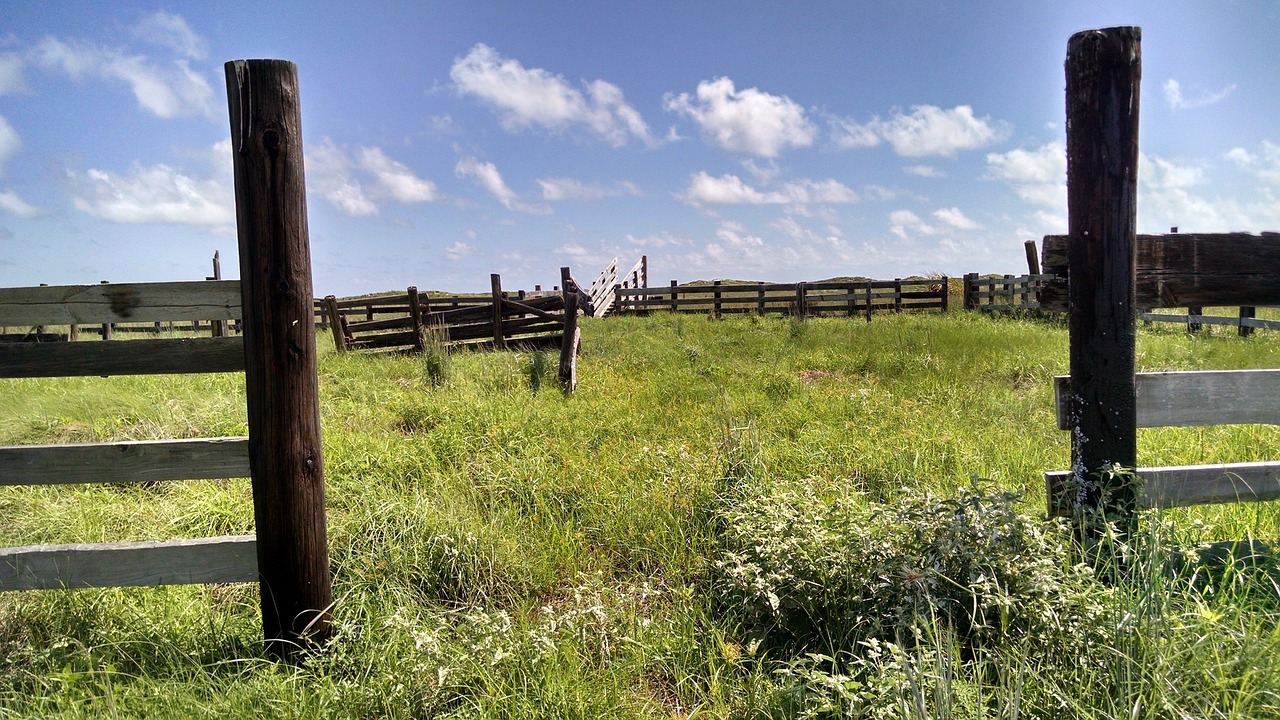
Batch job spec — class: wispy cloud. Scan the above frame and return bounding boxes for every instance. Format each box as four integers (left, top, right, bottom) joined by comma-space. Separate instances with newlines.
0, 190, 41, 219
358, 147, 438, 203
451, 43, 657, 147
131, 11, 207, 60
903, 164, 945, 178
932, 206, 981, 230
679, 171, 857, 205
1163, 78, 1236, 110
832, 105, 1008, 157
67, 139, 233, 226
455, 155, 551, 215
0, 115, 20, 174
0, 53, 25, 94
665, 77, 816, 157
308, 140, 440, 216
538, 177, 641, 201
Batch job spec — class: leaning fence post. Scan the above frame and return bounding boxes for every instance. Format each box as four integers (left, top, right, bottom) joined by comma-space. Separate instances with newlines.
559, 267, 579, 392
1064, 27, 1142, 537
490, 273, 507, 350
225, 58, 334, 657
323, 296, 346, 353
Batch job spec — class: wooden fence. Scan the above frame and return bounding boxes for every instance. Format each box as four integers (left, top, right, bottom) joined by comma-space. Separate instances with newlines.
1047, 28, 1279, 544
962, 273, 1054, 312
0, 59, 332, 658
323, 274, 573, 354
613, 277, 947, 318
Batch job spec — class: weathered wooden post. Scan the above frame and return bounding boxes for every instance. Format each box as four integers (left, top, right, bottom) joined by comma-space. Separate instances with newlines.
894, 279, 903, 312
210, 251, 226, 338
225, 59, 334, 656
407, 286, 425, 354
796, 281, 807, 319
1064, 27, 1142, 536
1025, 240, 1040, 277
1187, 306, 1203, 334
323, 296, 346, 353
963, 273, 976, 310
99, 281, 113, 340
490, 273, 507, 350
1240, 306, 1256, 338
670, 280, 679, 312
757, 282, 766, 315
640, 255, 648, 288
558, 267, 579, 392
713, 280, 722, 318
939, 276, 950, 312
864, 281, 873, 322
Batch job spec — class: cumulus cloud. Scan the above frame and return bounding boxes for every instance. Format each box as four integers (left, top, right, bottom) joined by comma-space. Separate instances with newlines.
67, 140, 234, 225
1163, 78, 1236, 110
985, 141, 1066, 207
132, 11, 208, 60
833, 105, 1008, 157
538, 177, 641, 200
1224, 141, 1280, 186
32, 35, 215, 119
451, 43, 656, 147
665, 77, 816, 157
0, 190, 41, 219
888, 209, 936, 240
308, 139, 377, 216
358, 147, 438, 203
443, 241, 475, 261
932, 207, 981, 230
455, 155, 551, 215
680, 171, 858, 206
0, 53, 25, 94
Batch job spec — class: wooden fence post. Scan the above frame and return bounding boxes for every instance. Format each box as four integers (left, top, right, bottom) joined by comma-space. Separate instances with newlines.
894, 279, 903, 312
1240, 306, 1256, 338
613, 284, 623, 315
490, 273, 507, 350
940, 276, 950, 312
713, 280, 722, 318
99, 281, 113, 340
559, 267, 579, 392
864, 281, 873, 322
641, 255, 648, 288
225, 58, 334, 656
1025, 240, 1040, 276
323, 296, 346, 353
796, 281, 807, 319
670, 280, 678, 312
211, 251, 226, 338
1064, 27, 1142, 536
757, 282, 766, 315
963, 273, 976, 310
407, 286, 425, 354
1187, 306, 1203, 334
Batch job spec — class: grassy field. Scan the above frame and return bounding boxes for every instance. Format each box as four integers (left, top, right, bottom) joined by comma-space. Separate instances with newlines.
1, 310, 1279, 718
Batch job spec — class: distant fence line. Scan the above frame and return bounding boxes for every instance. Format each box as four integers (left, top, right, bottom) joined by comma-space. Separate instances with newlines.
613, 277, 948, 318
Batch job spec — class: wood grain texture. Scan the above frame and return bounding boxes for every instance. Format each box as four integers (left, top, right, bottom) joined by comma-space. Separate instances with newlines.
0, 281, 242, 326
1040, 232, 1280, 311
1046, 461, 1280, 515
0, 336, 244, 378
0, 437, 250, 487
1054, 370, 1280, 430
226, 58, 333, 653
0, 535, 257, 591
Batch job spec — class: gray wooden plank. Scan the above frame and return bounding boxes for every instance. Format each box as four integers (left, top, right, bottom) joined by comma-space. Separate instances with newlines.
1046, 461, 1280, 515
0, 535, 257, 591
0, 336, 244, 378
0, 437, 250, 487
1054, 369, 1280, 430
0, 281, 241, 326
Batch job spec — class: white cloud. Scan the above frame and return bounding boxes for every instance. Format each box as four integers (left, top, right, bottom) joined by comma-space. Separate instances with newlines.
32, 36, 215, 119
1140, 153, 1203, 191
680, 171, 857, 205
0, 115, 20, 174
0, 190, 41, 219
132, 11, 207, 60
1225, 141, 1280, 186
625, 231, 687, 248
308, 139, 377, 217
665, 77, 816, 157
443, 241, 475, 261
888, 209, 936, 240
835, 105, 1008, 157
903, 164, 944, 178
0, 53, 25, 94
985, 141, 1066, 207
358, 147, 438, 203
1163, 78, 1236, 110
932, 207, 981, 230
451, 43, 656, 147
68, 143, 233, 226
538, 177, 641, 200
455, 155, 551, 215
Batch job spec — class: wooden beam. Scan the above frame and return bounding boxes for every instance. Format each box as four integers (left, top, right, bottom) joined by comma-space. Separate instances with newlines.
0, 281, 242, 327
0, 437, 249, 487
0, 336, 244, 378
1040, 232, 1280, 311
226, 58, 333, 655
0, 536, 257, 591
490, 274, 507, 350
1047, 461, 1280, 516
1055, 369, 1280, 430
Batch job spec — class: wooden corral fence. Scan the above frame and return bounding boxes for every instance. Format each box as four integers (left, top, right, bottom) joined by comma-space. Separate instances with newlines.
613, 277, 948, 319
1047, 28, 1280, 545
322, 274, 572, 354
962, 273, 1054, 312
1140, 308, 1280, 337
583, 255, 647, 318
0, 59, 332, 658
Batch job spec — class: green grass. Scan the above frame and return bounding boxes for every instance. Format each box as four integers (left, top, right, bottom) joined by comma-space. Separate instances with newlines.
1, 310, 1278, 718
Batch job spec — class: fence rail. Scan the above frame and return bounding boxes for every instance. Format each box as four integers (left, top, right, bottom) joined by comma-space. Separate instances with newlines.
614, 277, 947, 318
962, 273, 1054, 312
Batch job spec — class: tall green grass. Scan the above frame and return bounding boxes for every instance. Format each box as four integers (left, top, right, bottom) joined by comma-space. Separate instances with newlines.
0, 310, 1277, 718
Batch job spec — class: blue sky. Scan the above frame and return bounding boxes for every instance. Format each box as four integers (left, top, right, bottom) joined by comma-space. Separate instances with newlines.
1, 1, 1277, 296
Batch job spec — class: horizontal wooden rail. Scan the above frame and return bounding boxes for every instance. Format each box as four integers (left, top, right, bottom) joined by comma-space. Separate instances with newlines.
1054, 369, 1280, 430
0, 535, 257, 591
1141, 312, 1280, 332
0, 437, 250, 487
0, 281, 241, 327
1046, 461, 1280, 515
0, 336, 244, 378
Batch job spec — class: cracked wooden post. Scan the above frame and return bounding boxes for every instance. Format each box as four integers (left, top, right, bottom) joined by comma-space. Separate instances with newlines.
559, 267, 579, 392
225, 59, 333, 658
1064, 27, 1142, 537
490, 273, 506, 350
